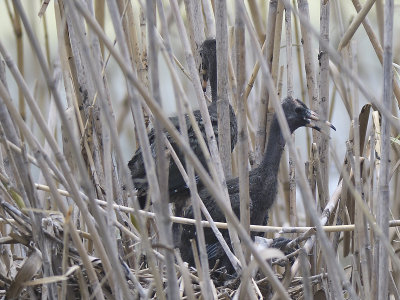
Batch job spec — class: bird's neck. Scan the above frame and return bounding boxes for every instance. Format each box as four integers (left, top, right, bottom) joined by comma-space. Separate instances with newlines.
208, 56, 218, 102
259, 116, 286, 175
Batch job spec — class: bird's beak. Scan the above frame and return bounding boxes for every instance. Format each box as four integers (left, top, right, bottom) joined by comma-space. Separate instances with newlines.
306, 110, 336, 131
200, 65, 208, 92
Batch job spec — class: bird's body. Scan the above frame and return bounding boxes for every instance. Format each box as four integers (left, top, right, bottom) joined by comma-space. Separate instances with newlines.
180, 97, 335, 270
128, 102, 237, 208
128, 39, 237, 218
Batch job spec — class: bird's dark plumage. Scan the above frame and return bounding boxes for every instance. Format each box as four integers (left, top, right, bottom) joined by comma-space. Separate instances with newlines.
128, 39, 237, 216
179, 97, 336, 271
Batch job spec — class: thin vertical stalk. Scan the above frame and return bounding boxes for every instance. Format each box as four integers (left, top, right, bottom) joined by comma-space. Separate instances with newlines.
95, 0, 105, 55
201, 0, 216, 38
263, 0, 284, 153
350, 41, 371, 299
375, 0, 384, 45
215, 0, 233, 178
9, 3, 25, 124
183, 0, 205, 66
247, 0, 265, 42
284, 2, 296, 227
377, 0, 393, 299
296, 0, 318, 106
318, 0, 330, 204
235, 0, 250, 261
270, 1, 284, 90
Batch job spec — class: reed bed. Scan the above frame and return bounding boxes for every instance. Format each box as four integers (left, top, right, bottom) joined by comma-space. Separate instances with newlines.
0, 0, 399, 299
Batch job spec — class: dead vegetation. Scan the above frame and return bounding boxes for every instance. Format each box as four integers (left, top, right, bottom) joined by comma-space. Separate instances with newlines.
0, 0, 400, 299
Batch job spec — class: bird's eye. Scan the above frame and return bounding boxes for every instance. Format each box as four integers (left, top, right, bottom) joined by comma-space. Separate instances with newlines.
295, 107, 302, 114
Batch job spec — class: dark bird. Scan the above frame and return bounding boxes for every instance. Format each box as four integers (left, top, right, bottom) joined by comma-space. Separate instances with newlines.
179, 96, 336, 271
128, 39, 237, 226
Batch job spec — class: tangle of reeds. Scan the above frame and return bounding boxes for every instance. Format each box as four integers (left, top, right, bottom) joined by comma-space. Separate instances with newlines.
0, 0, 399, 299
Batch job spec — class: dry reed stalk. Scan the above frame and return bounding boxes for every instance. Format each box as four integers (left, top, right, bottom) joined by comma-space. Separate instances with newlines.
349, 42, 372, 298
318, 0, 330, 202
94, 0, 105, 55
216, 0, 233, 178
183, 0, 205, 66
296, 0, 330, 210
7, 2, 25, 126
175, 250, 196, 300
284, 1, 297, 227
235, 2, 295, 299
235, 0, 250, 263
63, 1, 107, 201
296, 0, 317, 110
201, 0, 216, 38
247, 0, 265, 42
377, 1, 394, 299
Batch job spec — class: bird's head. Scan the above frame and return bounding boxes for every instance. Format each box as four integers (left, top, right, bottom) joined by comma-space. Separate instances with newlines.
281, 97, 336, 133
199, 39, 216, 92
